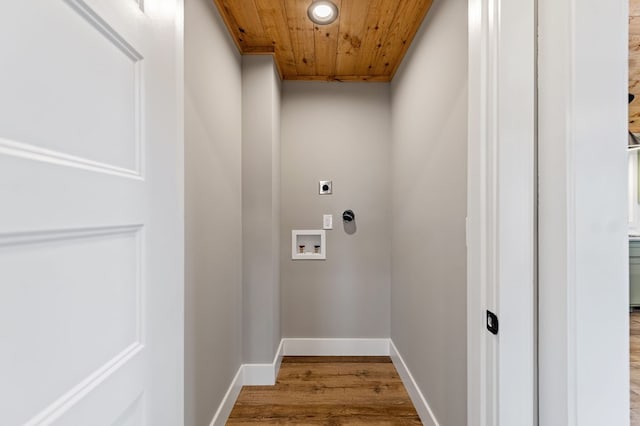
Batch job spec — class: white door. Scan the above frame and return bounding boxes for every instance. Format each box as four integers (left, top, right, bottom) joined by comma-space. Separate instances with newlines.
0, 0, 183, 425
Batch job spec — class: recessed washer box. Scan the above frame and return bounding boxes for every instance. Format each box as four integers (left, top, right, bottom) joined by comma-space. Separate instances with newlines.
292, 230, 326, 260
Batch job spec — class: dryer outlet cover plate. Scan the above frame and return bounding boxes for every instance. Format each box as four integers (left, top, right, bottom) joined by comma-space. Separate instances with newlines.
319, 180, 332, 195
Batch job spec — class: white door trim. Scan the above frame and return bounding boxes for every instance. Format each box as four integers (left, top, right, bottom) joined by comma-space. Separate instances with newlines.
537, 0, 629, 424
467, 0, 536, 424
175, 0, 185, 422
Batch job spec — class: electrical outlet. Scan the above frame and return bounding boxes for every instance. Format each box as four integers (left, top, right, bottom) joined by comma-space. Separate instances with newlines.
319, 180, 332, 195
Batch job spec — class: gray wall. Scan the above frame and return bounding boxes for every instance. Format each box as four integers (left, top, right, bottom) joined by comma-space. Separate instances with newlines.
280, 82, 391, 338
242, 55, 281, 364
390, 0, 468, 425
184, 0, 243, 424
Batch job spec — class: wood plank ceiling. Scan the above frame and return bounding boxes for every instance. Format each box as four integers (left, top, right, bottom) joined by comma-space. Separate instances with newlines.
212, 0, 434, 82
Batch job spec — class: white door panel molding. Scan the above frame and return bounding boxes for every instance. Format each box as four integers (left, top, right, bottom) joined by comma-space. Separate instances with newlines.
0, 0, 183, 424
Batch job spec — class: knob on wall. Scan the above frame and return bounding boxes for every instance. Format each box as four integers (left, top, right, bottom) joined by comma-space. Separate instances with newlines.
342, 210, 355, 222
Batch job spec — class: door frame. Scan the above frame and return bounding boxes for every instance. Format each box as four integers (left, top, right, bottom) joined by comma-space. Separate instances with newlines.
469, 0, 630, 424
537, 0, 629, 424
467, 0, 536, 424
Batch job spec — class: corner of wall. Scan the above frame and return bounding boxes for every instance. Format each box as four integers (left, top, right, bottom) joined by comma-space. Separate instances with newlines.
241, 54, 283, 364
184, 0, 243, 424
389, 0, 468, 424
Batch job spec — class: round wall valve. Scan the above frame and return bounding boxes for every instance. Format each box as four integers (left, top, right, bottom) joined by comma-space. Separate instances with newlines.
342, 209, 355, 222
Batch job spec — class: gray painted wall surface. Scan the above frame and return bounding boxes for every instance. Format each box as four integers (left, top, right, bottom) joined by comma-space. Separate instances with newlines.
184, 0, 243, 424
280, 82, 391, 338
390, 0, 468, 425
242, 55, 282, 364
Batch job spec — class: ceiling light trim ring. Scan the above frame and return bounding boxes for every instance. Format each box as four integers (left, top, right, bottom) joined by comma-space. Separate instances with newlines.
307, 1, 339, 25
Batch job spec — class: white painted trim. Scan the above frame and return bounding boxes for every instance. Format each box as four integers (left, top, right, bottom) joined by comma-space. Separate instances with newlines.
243, 364, 276, 386
467, 0, 536, 424
243, 340, 284, 386
209, 339, 443, 425
291, 230, 326, 260
0, 137, 143, 180
175, 0, 185, 420
538, 0, 629, 423
282, 338, 390, 356
389, 341, 439, 426
209, 341, 284, 424
273, 339, 284, 377
466, 0, 491, 421
208, 366, 243, 426
26, 343, 144, 425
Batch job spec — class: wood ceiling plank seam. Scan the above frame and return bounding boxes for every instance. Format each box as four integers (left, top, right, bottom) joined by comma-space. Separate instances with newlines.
335, 0, 374, 77
212, 0, 436, 82
313, 23, 338, 77
284, 0, 317, 76
242, 45, 275, 54
212, 0, 282, 52
371, 0, 430, 75
352, 0, 398, 77
331, 0, 346, 79
223, 0, 269, 47
368, 0, 416, 75
630, 106, 640, 133
211, 0, 244, 52
631, 35, 640, 54
311, 14, 319, 77
254, 0, 299, 77
631, 101, 640, 133
311, 0, 342, 79
388, 0, 434, 79
299, 75, 391, 82
374, 0, 432, 77
631, 15, 640, 34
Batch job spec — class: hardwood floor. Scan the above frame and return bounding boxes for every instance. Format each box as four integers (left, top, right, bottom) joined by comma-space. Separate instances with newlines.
632, 312, 640, 424
227, 356, 421, 425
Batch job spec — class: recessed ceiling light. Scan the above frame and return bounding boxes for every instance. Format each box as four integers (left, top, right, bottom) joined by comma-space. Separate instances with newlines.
307, 1, 339, 25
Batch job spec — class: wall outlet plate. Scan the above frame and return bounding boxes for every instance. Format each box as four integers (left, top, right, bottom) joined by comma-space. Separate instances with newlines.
319, 180, 332, 195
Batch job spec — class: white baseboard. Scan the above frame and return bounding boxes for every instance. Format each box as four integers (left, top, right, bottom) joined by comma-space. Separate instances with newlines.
273, 339, 284, 376
210, 338, 439, 426
282, 338, 390, 356
209, 340, 284, 425
243, 340, 284, 385
390, 340, 440, 426
209, 366, 243, 426
242, 363, 275, 385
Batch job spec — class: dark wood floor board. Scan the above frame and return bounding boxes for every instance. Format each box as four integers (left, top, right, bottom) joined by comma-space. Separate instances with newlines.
227, 356, 421, 425
227, 418, 421, 425
282, 356, 393, 364
232, 388, 413, 406
228, 404, 420, 424
275, 364, 403, 384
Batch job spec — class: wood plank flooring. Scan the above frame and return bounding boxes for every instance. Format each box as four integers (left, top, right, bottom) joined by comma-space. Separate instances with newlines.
632, 312, 640, 424
227, 356, 421, 425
